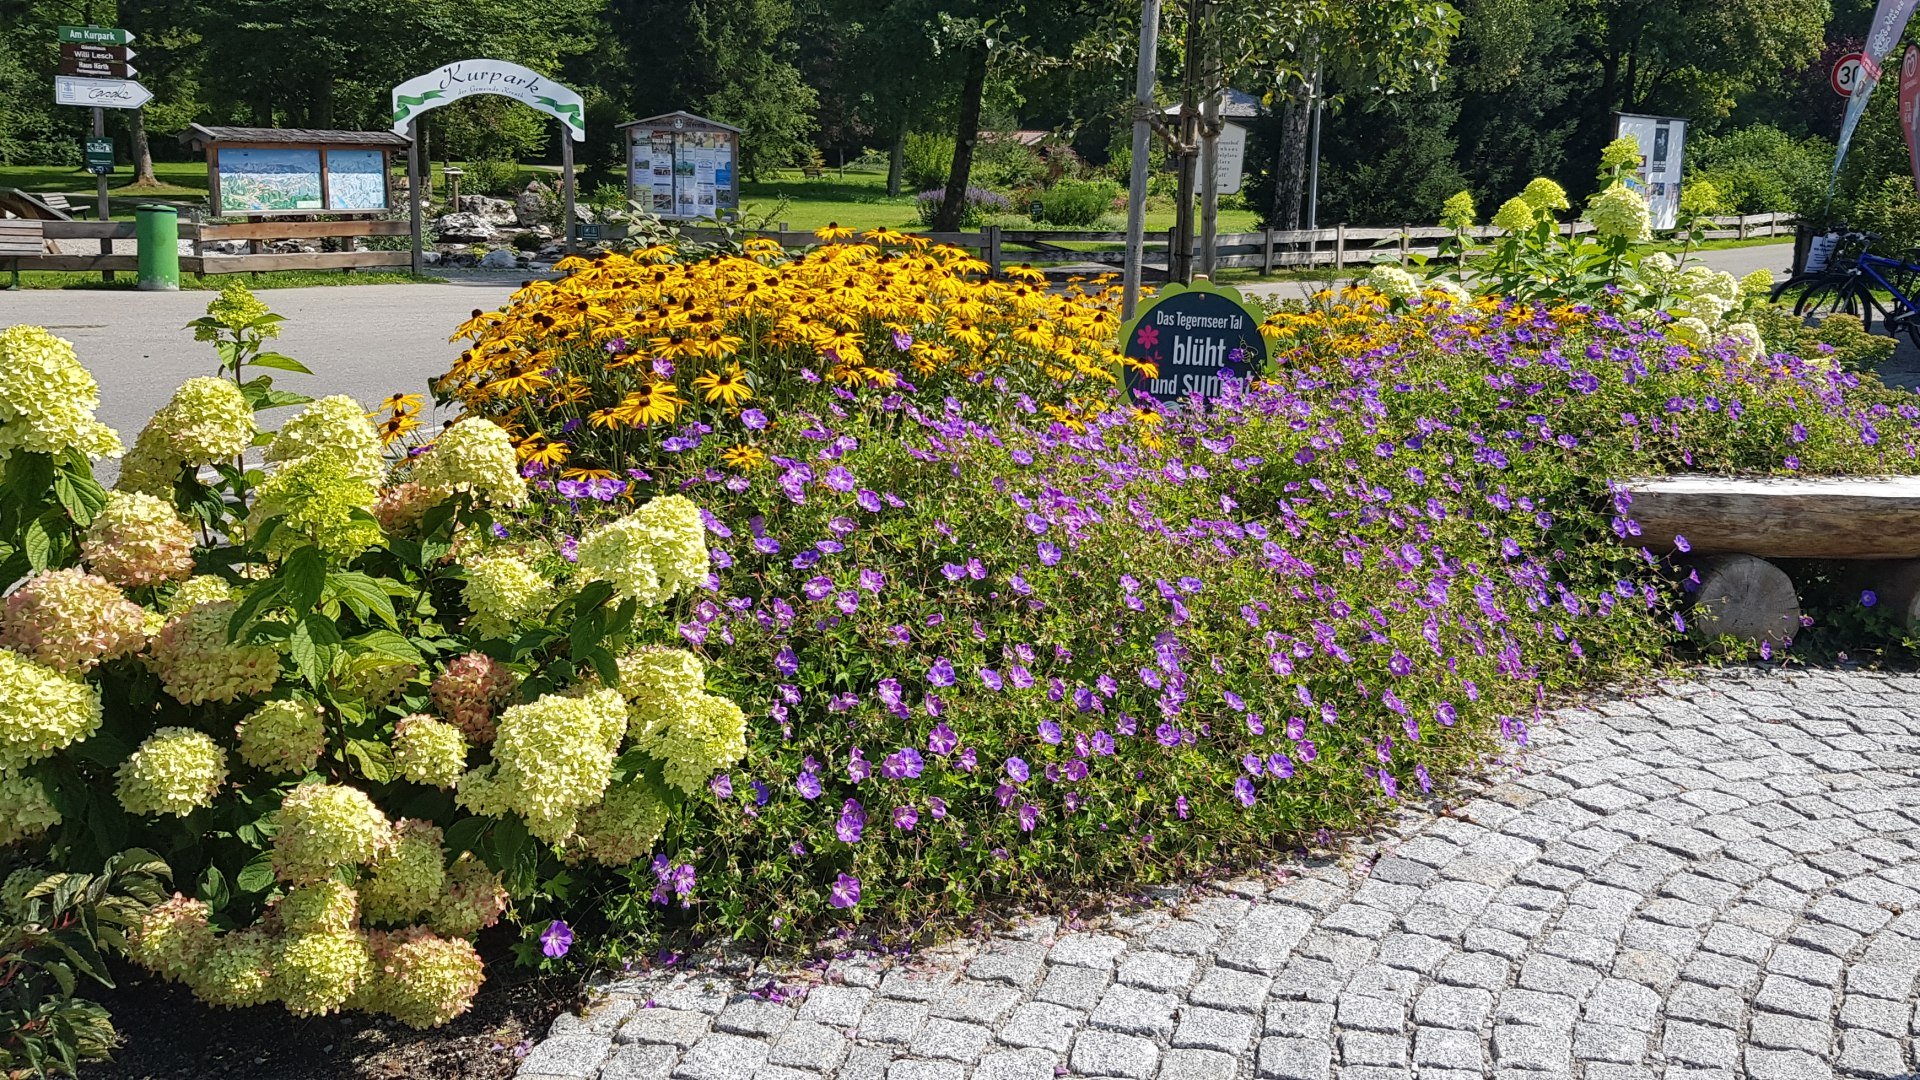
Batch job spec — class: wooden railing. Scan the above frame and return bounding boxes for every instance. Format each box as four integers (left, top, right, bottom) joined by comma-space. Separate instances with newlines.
9, 217, 412, 276
675, 211, 1796, 279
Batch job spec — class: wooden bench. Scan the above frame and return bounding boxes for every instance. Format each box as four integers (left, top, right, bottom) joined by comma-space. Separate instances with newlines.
800, 165, 824, 179
1618, 475, 1920, 643
0, 219, 47, 288
0, 189, 79, 220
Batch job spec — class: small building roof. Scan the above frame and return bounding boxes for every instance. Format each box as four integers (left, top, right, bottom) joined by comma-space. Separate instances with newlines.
178, 125, 411, 150
617, 111, 742, 133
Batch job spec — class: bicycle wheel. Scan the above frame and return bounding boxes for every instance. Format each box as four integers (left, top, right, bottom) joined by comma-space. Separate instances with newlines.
1793, 277, 1865, 319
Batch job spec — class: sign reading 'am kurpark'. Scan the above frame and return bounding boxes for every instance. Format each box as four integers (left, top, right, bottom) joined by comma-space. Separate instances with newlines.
1119, 280, 1268, 404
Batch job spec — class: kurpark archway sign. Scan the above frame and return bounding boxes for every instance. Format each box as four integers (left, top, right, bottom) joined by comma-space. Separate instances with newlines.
390, 59, 587, 273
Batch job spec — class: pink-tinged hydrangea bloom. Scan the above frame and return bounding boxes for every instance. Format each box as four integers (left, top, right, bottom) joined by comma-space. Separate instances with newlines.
81, 491, 195, 588
0, 568, 146, 674
429, 652, 520, 744
145, 601, 280, 706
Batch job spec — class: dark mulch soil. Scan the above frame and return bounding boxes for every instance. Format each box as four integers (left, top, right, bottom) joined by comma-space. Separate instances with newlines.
79, 942, 579, 1080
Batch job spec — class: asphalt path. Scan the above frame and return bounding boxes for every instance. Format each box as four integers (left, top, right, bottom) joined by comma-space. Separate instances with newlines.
0, 244, 1801, 446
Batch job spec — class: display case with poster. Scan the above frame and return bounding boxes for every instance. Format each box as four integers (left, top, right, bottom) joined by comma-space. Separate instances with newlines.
617, 112, 742, 220
181, 125, 408, 216
1614, 113, 1687, 231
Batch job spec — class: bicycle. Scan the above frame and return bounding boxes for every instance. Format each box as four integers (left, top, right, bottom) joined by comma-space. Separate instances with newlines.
1770, 231, 1920, 345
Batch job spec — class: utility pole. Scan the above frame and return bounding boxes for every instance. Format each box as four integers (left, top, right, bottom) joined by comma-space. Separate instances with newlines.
1305, 55, 1323, 231
1121, 0, 1162, 318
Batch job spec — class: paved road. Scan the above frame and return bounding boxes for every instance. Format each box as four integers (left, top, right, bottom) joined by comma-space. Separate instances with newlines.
0, 245, 1797, 442
517, 666, 1920, 1080
0, 274, 525, 440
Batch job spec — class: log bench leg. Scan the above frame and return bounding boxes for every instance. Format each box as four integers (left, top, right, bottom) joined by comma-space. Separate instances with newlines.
1683, 553, 1800, 646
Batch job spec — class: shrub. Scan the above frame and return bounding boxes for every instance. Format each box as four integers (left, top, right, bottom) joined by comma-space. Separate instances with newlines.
0, 287, 744, 1027
1751, 307, 1896, 373
913, 186, 1013, 228
1689, 124, 1831, 216
901, 133, 954, 192
1038, 180, 1118, 227
459, 159, 521, 198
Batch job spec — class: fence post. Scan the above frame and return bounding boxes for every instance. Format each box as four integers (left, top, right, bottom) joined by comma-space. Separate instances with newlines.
1262, 227, 1274, 274
1399, 225, 1410, 266
1166, 228, 1178, 281
985, 224, 1001, 279
1334, 223, 1347, 273
1738, 214, 1749, 241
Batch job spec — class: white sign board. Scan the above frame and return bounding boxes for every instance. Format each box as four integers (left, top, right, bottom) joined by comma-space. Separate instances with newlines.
1215, 121, 1248, 195
1615, 112, 1687, 231
391, 59, 585, 141
54, 74, 151, 110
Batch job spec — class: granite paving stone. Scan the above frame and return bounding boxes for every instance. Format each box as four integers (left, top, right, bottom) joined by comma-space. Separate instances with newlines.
513, 669, 1920, 1080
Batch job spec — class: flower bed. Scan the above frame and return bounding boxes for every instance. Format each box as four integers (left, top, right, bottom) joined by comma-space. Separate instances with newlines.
435, 255, 1920, 948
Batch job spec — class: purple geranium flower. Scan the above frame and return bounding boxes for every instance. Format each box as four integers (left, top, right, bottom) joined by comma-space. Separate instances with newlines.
829, 873, 860, 909
540, 920, 573, 958
835, 799, 866, 843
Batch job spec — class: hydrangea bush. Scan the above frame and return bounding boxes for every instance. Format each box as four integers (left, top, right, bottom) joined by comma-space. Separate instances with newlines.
0, 287, 744, 1030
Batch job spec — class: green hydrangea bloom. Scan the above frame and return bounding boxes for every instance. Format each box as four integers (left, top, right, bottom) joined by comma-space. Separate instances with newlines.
461, 551, 549, 638
392, 716, 466, 788
410, 418, 525, 507
0, 325, 122, 462
236, 698, 326, 775
117, 727, 228, 817
367, 930, 486, 1028
1492, 196, 1537, 233
117, 377, 255, 496
637, 691, 747, 795
359, 820, 447, 927
272, 782, 392, 883
1361, 265, 1420, 302
478, 688, 628, 842
273, 930, 372, 1016
1586, 183, 1652, 242
276, 880, 360, 935
267, 395, 386, 484
571, 775, 673, 865
0, 771, 61, 846
1739, 268, 1776, 300
575, 495, 710, 606
248, 455, 383, 561
429, 853, 509, 938
198, 281, 279, 339
1520, 177, 1569, 212
0, 649, 103, 771
615, 647, 707, 737
1723, 321, 1765, 361
1598, 136, 1642, 175
187, 928, 276, 1008
1439, 190, 1475, 231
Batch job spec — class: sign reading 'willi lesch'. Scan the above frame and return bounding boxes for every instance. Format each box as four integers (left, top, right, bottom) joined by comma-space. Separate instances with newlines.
1119, 281, 1269, 405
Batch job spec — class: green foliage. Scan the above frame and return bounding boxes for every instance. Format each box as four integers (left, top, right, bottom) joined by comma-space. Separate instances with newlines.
1, 851, 171, 1077
432, 97, 549, 167
459, 159, 523, 199
1688, 125, 1832, 216
1844, 177, 1920, 256
902, 133, 956, 193
1037, 179, 1117, 227
1752, 307, 1897, 373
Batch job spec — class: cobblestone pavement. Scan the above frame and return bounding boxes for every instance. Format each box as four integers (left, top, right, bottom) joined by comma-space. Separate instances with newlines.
516, 666, 1920, 1080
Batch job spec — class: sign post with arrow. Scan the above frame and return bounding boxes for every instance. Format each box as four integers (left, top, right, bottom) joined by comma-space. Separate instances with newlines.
55, 27, 149, 280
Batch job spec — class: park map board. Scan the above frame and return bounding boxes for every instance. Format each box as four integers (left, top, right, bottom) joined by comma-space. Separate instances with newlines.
208, 143, 394, 215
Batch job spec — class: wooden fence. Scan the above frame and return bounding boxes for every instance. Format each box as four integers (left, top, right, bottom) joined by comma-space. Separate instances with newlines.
9, 218, 412, 276
681, 211, 1796, 279
9, 210, 1794, 281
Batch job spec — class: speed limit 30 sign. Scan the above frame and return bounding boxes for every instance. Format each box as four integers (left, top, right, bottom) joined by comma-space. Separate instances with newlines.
1835, 51, 1871, 97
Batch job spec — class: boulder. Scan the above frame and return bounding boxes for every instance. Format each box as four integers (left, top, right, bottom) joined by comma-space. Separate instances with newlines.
201, 239, 250, 255
478, 248, 520, 269
515, 181, 557, 226
457, 195, 518, 223
421, 250, 443, 266
433, 213, 499, 243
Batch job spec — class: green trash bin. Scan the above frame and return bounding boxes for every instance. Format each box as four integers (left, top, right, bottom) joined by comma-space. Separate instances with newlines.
135, 204, 180, 291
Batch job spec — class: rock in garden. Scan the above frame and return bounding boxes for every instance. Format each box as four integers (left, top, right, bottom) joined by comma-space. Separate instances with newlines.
515, 181, 557, 226
478, 248, 519, 269
456, 195, 517, 223
433, 213, 499, 243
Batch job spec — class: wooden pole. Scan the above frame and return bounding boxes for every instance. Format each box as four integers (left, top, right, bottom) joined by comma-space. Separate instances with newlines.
561, 124, 577, 254
95, 108, 113, 282
1121, 0, 1161, 318
1198, 84, 1220, 279
408, 122, 423, 276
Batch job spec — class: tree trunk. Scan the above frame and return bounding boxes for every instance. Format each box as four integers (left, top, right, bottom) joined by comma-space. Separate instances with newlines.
1267, 90, 1312, 231
129, 108, 159, 187
934, 45, 990, 232
886, 125, 905, 198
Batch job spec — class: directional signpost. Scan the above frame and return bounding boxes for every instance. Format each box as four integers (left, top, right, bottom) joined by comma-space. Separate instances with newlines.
55, 27, 148, 280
